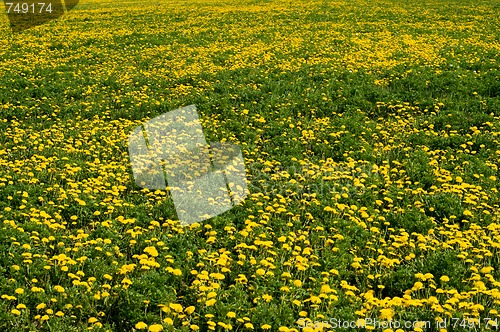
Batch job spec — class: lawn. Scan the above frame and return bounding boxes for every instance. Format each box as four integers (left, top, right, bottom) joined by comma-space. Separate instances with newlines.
0, 0, 500, 331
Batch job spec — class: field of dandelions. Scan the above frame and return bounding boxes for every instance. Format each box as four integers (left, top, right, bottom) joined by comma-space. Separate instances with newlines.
0, 0, 500, 331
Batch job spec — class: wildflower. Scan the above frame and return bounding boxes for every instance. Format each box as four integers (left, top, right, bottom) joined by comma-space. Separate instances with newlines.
440, 276, 450, 282
262, 294, 272, 302
379, 308, 394, 320
149, 324, 163, 332
463, 210, 473, 217
54, 285, 65, 293
135, 322, 148, 329
144, 246, 159, 257
169, 303, 183, 313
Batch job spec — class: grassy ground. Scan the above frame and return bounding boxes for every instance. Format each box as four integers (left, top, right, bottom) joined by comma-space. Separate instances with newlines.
0, 0, 500, 331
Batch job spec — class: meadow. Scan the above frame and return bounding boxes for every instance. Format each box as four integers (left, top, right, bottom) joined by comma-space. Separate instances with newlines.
0, 0, 500, 330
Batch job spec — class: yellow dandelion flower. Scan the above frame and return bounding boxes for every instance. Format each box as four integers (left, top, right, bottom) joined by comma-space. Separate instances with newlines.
135, 322, 148, 329
149, 324, 163, 332
54, 285, 65, 293
144, 246, 159, 257
169, 303, 183, 313
205, 299, 216, 306
379, 308, 394, 320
